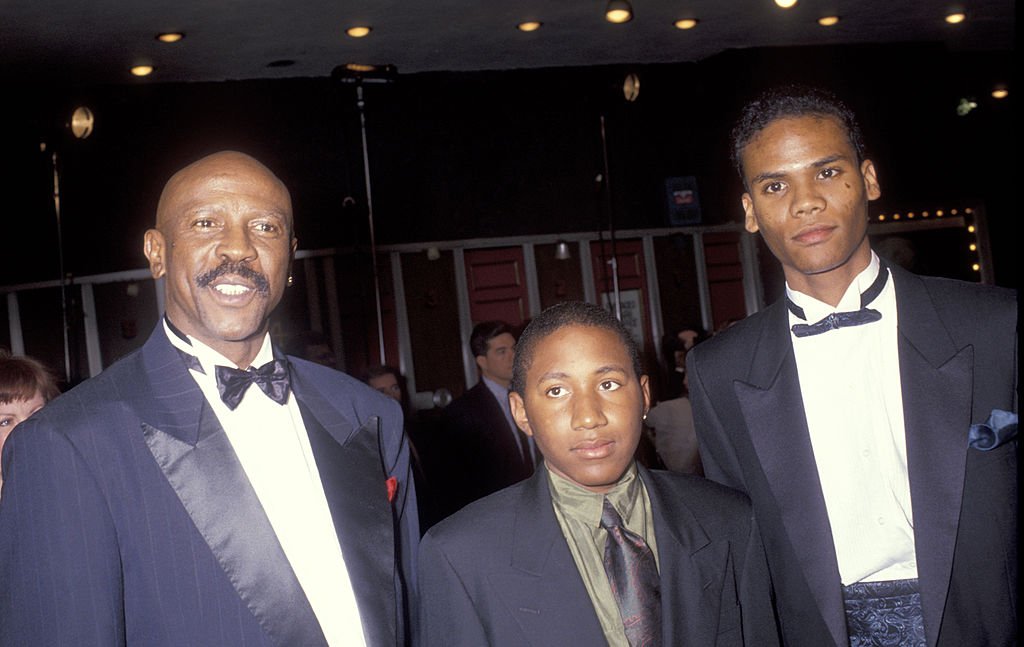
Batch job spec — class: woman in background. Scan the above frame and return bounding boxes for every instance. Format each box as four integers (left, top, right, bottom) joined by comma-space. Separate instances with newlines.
0, 349, 61, 495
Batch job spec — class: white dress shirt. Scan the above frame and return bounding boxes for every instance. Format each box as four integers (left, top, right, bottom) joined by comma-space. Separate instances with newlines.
787, 253, 917, 585
164, 323, 367, 646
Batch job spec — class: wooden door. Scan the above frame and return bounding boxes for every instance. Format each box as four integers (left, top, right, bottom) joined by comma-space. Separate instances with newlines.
463, 247, 528, 327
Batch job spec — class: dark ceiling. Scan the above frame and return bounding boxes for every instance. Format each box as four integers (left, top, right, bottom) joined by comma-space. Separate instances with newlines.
1, 0, 1015, 86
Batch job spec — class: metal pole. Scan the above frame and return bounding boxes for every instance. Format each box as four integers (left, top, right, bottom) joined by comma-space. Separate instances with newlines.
48, 148, 72, 383
598, 115, 622, 319
355, 83, 387, 365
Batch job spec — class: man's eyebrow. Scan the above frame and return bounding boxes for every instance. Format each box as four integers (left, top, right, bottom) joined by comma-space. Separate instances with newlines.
749, 170, 786, 185
536, 370, 570, 383
188, 208, 290, 225
534, 365, 628, 383
811, 154, 846, 168
749, 154, 850, 185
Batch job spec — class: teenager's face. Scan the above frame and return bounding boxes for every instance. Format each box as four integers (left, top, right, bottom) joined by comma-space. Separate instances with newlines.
510, 325, 649, 493
740, 115, 880, 298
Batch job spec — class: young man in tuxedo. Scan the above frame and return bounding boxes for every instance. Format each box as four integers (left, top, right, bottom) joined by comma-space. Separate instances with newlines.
418, 301, 778, 646
687, 86, 1017, 646
0, 151, 418, 646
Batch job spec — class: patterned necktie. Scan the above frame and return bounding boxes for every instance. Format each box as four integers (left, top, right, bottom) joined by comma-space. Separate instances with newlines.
215, 360, 291, 410
600, 497, 662, 647
788, 262, 889, 338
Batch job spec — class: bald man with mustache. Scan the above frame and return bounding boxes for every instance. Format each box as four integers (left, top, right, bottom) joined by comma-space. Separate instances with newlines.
0, 151, 418, 647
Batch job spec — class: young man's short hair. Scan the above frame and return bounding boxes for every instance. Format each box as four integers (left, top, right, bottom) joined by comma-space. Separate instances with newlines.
731, 85, 866, 185
510, 301, 643, 396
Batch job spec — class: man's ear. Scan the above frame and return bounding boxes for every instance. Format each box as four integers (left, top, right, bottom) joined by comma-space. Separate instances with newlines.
639, 374, 651, 418
741, 193, 759, 234
143, 229, 167, 279
861, 160, 881, 201
509, 391, 532, 436
475, 354, 487, 373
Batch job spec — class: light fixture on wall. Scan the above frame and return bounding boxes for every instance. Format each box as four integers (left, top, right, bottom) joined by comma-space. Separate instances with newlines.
605, 0, 633, 23
554, 240, 572, 260
69, 106, 95, 139
623, 72, 640, 102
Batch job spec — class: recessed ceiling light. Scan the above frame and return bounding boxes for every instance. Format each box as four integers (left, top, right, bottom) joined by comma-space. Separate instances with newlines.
775, 0, 798, 8
517, 21, 543, 32
346, 26, 372, 38
156, 32, 184, 43
818, 16, 840, 26
945, 12, 966, 24
992, 87, 1008, 99
674, 19, 698, 30
605, 0, 633, 23
130, 65, 154, 77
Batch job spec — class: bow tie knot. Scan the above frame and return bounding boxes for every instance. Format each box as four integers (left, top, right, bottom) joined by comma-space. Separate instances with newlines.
790, 308, 882, 337
215, 360, 292, 410
788, 262, 889, 338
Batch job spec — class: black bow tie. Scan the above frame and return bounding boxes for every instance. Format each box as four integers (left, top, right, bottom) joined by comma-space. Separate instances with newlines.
788, 263, 889, 338
215, 360, 292, 410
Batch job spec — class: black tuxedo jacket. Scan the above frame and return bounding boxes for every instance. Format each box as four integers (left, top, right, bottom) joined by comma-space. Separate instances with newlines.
433, 381, 534, 519
417, 465, 779, 646
687, 265, 1017, 647
0, 325, 418, 646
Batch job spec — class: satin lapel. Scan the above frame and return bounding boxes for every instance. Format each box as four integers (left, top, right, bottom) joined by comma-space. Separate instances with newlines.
134, 325, 208, 446
137, 331, 325, 647
734, 301, 847, 647
292, 368, 397, 647
490, 471, 606, 646
892, 269, 971, 647
640, 469, 721, 645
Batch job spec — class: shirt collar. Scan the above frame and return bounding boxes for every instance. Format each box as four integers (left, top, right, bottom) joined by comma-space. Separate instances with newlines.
786, 251, 882, 324
481, 375, 510, 400
548, 462, 641, 528
162, 318, 274, 374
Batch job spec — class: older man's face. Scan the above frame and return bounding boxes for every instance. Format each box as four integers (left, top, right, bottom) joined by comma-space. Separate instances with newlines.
144, 152, 296, 366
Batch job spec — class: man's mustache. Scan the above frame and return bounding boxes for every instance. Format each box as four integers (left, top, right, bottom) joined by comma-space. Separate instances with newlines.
195, 261, 271, 295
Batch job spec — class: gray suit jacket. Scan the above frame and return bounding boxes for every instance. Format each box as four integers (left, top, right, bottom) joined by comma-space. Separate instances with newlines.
0, 324, 418, 646
417, 465, 779, 646
687, 265, 1017, 647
